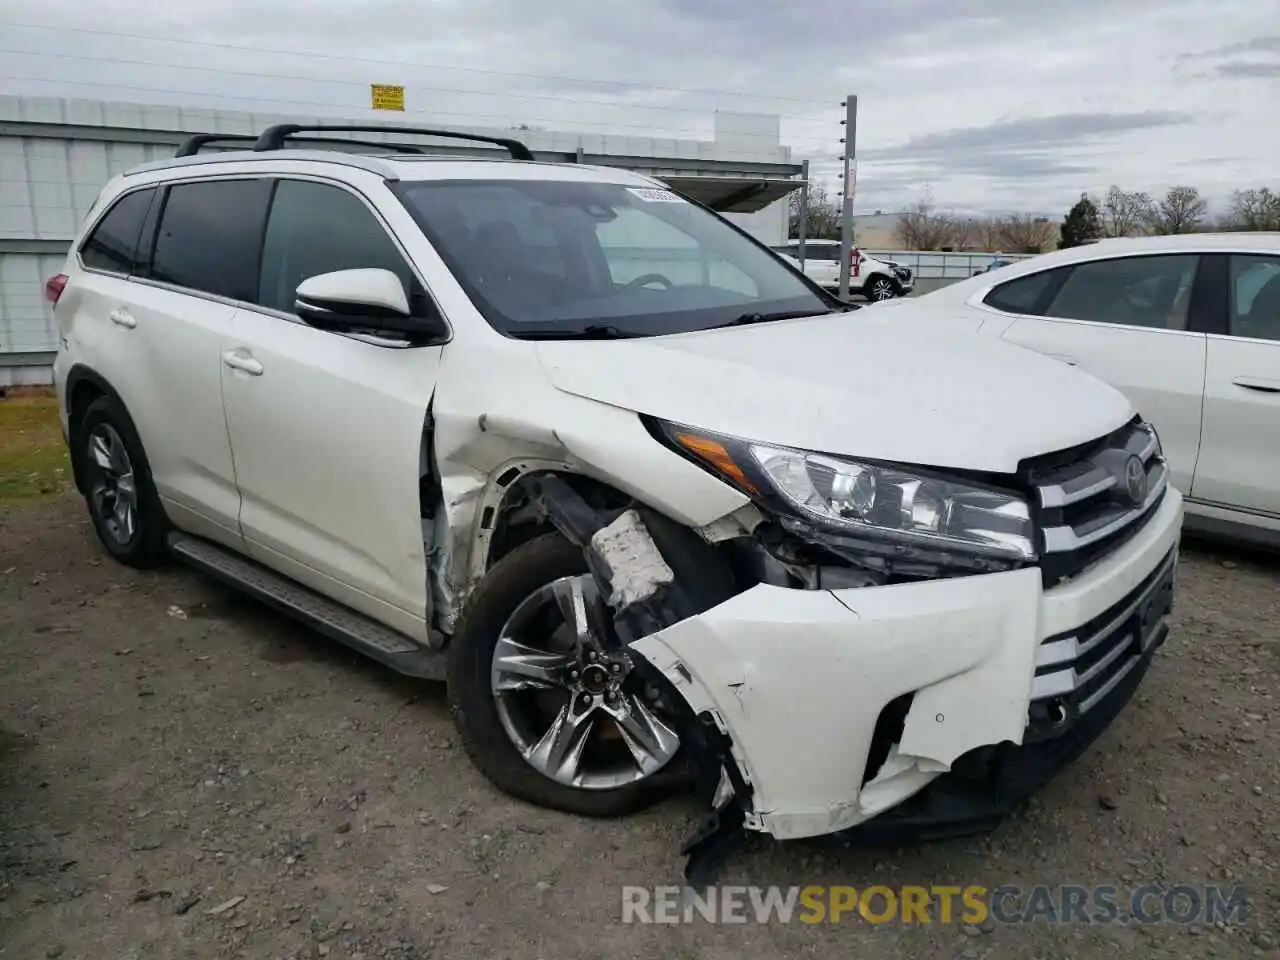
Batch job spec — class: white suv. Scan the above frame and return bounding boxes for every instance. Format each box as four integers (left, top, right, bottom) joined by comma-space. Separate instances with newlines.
49, 123, 1181, 877
771, 238, 913, 300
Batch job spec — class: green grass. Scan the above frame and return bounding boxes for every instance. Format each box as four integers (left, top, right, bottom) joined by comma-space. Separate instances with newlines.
0, 390, 71, 504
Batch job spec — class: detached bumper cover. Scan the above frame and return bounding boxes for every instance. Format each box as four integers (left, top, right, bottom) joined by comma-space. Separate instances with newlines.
833, 616, 1166, 846
631, 487, 1183, 844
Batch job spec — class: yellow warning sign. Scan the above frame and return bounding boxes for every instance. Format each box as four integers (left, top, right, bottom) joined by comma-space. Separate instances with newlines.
370, 84, 405, 112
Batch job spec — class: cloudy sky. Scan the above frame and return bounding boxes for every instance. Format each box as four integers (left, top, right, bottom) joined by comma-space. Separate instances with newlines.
1, 0, 1276, 216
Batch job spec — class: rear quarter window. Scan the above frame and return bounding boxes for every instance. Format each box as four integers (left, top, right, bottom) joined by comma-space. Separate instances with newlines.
982, 269, 1059, 314
79, 188, 157, 274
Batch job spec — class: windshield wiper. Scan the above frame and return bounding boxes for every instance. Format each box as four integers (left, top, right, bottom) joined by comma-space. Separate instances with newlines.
511, 324, 642, 341
715, 309, 831, 329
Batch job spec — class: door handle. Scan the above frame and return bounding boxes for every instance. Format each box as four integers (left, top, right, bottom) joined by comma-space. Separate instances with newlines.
222, 351, 264, 376
109, 308, 136, 329
1232, 377, 1280, 393
1048, 353, 1078, 366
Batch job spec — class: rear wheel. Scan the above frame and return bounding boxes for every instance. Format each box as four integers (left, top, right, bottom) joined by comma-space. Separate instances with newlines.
75, 396, 169, 568
449, 534, 684, 816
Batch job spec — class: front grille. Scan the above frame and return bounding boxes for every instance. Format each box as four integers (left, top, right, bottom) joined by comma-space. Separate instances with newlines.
1021, 418, 1168, 586
894, 266, 913, 282
1026, 545, 1176, 741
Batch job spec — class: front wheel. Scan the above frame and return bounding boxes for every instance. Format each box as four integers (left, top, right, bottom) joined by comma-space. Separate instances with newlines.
448, 534, 685, 816
865, 276, 896, 301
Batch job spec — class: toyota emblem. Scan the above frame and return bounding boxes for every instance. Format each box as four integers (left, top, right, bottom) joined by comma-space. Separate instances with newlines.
1123, 455, 1148, 505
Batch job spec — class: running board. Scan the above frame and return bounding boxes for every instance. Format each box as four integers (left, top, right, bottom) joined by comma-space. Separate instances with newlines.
167, 533, 447, 682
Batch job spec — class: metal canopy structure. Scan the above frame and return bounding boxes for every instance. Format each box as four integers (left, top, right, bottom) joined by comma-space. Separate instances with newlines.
656, 175, 804, 213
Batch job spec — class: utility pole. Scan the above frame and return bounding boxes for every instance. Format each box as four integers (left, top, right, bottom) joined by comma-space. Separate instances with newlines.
837, 95, 857, 301
797, 158, 810, 268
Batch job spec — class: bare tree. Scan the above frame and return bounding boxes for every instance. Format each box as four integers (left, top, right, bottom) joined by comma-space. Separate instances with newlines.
949, 217, 978, 251
1147, 186, 1208, 235
788, 180, 841, 240
976, 217, 1004, 253
895, 190, 959, 250
1101, 186, 1154, 238
996, 214, 1056, 254
1225, 187, 1280, 231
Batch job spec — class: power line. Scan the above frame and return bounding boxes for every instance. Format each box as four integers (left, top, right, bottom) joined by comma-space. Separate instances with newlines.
0, 21, 828, 107
1, 74, 840, 149
0, 46, 836, 130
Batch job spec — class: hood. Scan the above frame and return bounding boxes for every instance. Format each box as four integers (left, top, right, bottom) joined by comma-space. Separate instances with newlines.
535, 311, 1135, 475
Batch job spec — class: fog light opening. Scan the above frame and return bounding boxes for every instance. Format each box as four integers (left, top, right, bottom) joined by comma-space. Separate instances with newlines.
1048, 697, 1069, 727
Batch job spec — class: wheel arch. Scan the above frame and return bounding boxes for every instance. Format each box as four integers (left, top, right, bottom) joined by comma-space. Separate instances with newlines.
470, 466, 734, 598
64, 364, 137, 495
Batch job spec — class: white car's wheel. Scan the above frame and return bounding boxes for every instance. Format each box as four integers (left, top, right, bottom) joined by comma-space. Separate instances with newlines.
866, 276, 896, 301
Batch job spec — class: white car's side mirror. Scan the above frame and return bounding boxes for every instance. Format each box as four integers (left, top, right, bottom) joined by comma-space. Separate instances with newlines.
294, 268, 449, 342
296, 268, 411, 317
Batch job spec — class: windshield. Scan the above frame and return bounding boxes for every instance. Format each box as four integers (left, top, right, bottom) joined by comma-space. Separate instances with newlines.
391, 179, 834, 338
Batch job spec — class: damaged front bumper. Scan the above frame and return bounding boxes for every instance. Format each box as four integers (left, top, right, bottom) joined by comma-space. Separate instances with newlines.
524, 472, 1182, 880
631, 487, 1182, 859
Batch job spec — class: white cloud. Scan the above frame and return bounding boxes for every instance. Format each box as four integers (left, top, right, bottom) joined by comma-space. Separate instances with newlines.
0, 0, 1276, 216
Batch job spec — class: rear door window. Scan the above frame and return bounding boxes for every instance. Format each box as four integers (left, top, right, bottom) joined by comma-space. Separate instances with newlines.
803, 244, 839, 262
149, 179, 274, 302
1043, 255, 1200, 330
79, 188, 157, 275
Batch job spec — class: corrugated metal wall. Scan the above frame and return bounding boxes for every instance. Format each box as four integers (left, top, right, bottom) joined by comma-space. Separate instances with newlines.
1, 136, 178, 369
0, 251, 70, 352
1, 138, 173, 240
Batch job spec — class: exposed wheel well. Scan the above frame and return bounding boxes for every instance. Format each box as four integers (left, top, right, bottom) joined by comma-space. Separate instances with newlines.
68, 379, 107, 436
483, 473, 631, 572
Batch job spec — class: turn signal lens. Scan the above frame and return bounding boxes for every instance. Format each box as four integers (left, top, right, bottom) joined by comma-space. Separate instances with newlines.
672, 431, 759, 495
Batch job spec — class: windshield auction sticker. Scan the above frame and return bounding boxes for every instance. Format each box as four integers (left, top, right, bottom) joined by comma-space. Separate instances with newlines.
626, 187, 686, 203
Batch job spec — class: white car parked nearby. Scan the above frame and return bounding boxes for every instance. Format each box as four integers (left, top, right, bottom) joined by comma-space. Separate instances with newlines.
878, 234, 1280, 548
770, 238, 914, 300
49, 123, 1180, 879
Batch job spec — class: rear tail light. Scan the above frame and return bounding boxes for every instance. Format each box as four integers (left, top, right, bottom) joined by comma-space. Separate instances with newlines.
45, 274, 68, 305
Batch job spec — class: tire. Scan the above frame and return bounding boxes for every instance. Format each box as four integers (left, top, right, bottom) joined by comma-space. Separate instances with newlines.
449, 533, 683, 817
73, 395, 169, 568
865, 276, 895, 301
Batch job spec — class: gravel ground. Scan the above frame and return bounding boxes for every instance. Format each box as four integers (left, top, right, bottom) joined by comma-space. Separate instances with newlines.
1, 493, 1277, 959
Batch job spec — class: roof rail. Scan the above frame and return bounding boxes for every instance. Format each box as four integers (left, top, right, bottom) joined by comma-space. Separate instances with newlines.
175, 134, 258, 157
174, 132, 432, 159
252, 123, 535, 161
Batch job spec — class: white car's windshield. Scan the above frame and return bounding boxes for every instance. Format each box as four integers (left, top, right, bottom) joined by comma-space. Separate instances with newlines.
392, 179, 836, 338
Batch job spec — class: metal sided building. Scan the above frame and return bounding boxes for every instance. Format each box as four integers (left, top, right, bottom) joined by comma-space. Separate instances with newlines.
0, 95, 803, 386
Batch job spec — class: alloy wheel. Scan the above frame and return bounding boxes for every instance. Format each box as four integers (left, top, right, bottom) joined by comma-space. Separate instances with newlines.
85, 423, 138, 547
490, 574, 680, 790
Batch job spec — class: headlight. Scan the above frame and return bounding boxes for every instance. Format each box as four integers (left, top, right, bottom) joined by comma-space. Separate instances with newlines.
656, 421, 1036, 562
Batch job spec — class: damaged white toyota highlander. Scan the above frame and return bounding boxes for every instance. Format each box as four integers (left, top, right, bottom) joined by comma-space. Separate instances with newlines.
49, 124, 1182, 879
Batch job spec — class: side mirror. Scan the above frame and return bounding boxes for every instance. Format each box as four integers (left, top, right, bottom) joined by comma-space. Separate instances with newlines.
295, 268, 448, 342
